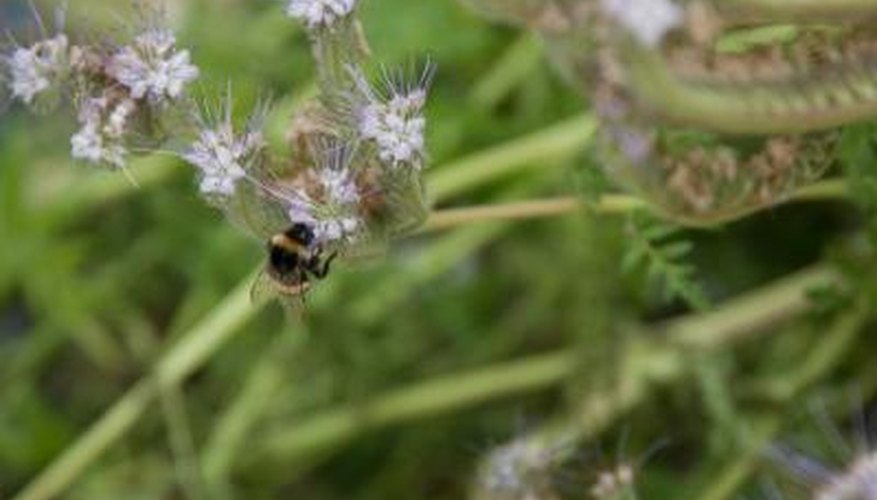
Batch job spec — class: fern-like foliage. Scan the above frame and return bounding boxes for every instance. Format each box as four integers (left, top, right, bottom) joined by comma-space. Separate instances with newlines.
622, 211, 710, 311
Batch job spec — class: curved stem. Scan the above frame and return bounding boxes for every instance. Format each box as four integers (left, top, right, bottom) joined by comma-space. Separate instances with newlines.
422, 178, 849, 233
627, 46, 877, 135
428, 114, 596, 201
718, 0, 877, 22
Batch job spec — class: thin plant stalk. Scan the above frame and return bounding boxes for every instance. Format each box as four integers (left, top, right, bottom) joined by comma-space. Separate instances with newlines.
422, 178, 849, 233
428, 114, 596, 201
469, 33, 543, 111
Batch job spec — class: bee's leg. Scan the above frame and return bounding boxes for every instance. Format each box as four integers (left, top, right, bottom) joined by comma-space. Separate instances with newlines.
311, 251, 338, 279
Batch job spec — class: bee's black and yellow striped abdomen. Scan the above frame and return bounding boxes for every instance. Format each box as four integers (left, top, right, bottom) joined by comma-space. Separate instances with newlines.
265, 222, 328, 297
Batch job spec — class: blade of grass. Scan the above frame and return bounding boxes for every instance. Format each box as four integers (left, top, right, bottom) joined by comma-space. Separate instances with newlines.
428, 114, 596, 201
469, 33, 543, 111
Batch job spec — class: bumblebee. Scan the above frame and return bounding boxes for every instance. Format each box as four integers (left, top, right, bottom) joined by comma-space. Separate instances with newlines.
265, 223, 337, 296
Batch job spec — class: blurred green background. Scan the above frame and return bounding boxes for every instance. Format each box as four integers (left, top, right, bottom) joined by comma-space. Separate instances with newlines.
2, 0, 875, 499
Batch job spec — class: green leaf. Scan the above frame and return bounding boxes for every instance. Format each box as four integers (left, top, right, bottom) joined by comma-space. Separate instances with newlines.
622, 211, 710, 311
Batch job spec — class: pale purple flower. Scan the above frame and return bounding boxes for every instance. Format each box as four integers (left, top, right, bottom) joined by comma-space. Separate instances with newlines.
313, 216, 362, 243
285, 0, 357, 28
280, 141, 364, 244
71, 125, 126, 167
349, 64, 434, 170
108, 29, 199, 102
184, 124, 263, 197
601, 0, 683, 47
285, 192, 362, 244
319, 166, 360, 205
3, 34, 70, 105
70, 96, 136, 168
287, 194, 320, 225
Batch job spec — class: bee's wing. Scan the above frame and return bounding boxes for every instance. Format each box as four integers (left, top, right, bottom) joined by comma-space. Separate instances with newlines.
383, 176, 429, 237
221, 174, 314, 241
331, 232, 388, 267
250, 270, 310, 320
250, 268, 279, 305
368, 168, 430, 238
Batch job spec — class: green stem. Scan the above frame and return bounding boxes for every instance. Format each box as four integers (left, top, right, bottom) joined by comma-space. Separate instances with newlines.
718, 0, 877, 22
696, 417, 782, 500
422, 178, 849, 232
469, 33, 543, 111
627, 46, 877, 135
158, 384, 206, 500
428, 114, 597, 201
200, 330, 308, 496
14, 381, 155, 500
252, 352, 577, 464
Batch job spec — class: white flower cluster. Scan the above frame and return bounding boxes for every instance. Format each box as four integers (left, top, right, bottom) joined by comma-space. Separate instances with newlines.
71, 97, 136, 168
283, 157, 363, 244
184, 123, 264, 197
3, 34, 71, 105
313, 215, 362, 244
108, 29, 199, 102
360, 89, 428, 169
3, 10, 201, 170
287, 194, 362, 244
285, 0, 357, 28
319, 167, 361, 205
600, 0, 683, 47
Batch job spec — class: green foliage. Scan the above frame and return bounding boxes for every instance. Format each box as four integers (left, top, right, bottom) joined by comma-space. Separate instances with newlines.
838, 123, 877, 212
4, 1, 877, 499
622, 211, 710, 311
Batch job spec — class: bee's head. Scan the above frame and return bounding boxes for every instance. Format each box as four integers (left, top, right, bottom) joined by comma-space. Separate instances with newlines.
285, 223, 315, 247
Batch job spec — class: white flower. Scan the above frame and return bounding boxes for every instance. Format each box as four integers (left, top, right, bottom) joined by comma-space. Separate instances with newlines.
287, 194, 319, 225
601, 0, 683, 47
350, 64, 434, 170
3, 34, 70, 105
319, 167, 360, 205
184, 124, 262, 197
105, 99, 137, 138
70, 97, 135, 168
108, 29, 199, 102
313, 216, 362, 243
285, 0, 356, 28
285, 186, 362, 244
360, 93, 426, 168
286, 195, 362, 244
